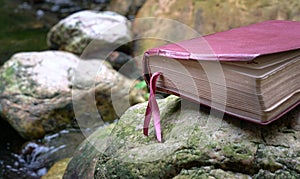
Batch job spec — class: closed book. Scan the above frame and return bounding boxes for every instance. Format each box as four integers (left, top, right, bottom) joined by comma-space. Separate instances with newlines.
143, 20, 300, 128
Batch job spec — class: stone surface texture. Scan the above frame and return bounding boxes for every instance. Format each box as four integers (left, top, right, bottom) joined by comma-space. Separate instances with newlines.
66, 95, 300, 178
0, 51, 146, 139
106, 0, 146, 17
47, 10, 132, 55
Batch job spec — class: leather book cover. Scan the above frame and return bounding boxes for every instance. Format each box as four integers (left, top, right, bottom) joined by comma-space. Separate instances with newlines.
142, 20, 300, 125
144, 20, 300, 62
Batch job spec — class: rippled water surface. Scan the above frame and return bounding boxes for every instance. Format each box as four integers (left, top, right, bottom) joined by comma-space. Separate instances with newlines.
0, 119, 87, 178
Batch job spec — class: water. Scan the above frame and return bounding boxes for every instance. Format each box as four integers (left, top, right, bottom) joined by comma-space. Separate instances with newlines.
0, 0, 52, 66
0, 119, 86, 178
0, 0, 54, 177
0, 0, 108, 178
0, 0, 109, 65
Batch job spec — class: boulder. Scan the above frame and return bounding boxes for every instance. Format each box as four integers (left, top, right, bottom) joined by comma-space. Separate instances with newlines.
133, 0, 300, 56
106, 0, 146, 17
64, 124, 115, 179
47, 10, 132, 55
106, 51, 139, 78
0, 51, 146, 139
65, 95, 300, 178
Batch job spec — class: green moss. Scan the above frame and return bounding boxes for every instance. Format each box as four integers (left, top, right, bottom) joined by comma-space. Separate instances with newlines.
0, 59, 41, 97
90, 94, 300, 178
253, 169, 300, 178
222, 143, 253, 160
3, 64, 16, 79
0, 61, 20, 93
2, 62, 17, 82
175, 168, 212, 179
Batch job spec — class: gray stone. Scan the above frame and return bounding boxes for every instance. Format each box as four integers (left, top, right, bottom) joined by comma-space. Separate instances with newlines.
65, 95, 300, 178
64, 124, 115, 179
0, 51, 78, 139
47, 10, 132, 55
0, 51, 146, 139
106, 0, 146, 17
174, 167, 251, 179
105, 51, 139, 78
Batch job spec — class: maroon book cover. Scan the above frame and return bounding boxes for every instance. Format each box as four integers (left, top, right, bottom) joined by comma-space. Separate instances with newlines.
143, 20, 300, 126
144, 20, 300, 61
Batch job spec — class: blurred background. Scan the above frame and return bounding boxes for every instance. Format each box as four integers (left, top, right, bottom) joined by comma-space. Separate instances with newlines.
2, 0, 300, 65
0, 0, 300, 178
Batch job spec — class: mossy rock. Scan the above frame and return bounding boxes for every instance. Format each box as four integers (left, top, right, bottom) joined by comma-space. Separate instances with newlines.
0, 51, 146, 139
82, 95, 300, 178
64, 124, 116, 179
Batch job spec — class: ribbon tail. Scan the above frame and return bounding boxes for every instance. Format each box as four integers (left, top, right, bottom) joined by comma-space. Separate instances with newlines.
143, 102, 152, 136
151, 96, 161, 142
143, 72, 162, 142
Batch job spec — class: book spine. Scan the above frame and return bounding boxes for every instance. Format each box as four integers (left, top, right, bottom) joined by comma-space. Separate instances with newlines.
142, 52, 151, 85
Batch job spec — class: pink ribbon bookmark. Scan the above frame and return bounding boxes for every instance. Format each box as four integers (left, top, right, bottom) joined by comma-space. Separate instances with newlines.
143, 72, 162, 142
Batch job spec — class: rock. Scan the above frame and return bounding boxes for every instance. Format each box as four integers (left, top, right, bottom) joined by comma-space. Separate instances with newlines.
133, 0, 300, 56
63, 124, 115, 179
106, 0, 146, 18
0, 51, 78, 139
42, 158, 71, 179
106, 51, 139, 78
79, 95, 300, 178
35, 0, 109, 16
47, 10, 132, 55
0, 51, 146, 139
174, 167, 251, 179
106, 51, 132, 71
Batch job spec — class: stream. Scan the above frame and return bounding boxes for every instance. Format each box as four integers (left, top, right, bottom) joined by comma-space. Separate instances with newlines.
0, 119, 86, 178
0, 0, 108, 178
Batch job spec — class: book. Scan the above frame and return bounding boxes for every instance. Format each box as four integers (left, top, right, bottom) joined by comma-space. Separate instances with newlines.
142, 20, 300, 141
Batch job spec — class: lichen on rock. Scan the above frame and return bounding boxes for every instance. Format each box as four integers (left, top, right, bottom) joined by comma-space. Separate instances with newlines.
0, 51, 146, 140
79, 95, 300, 178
